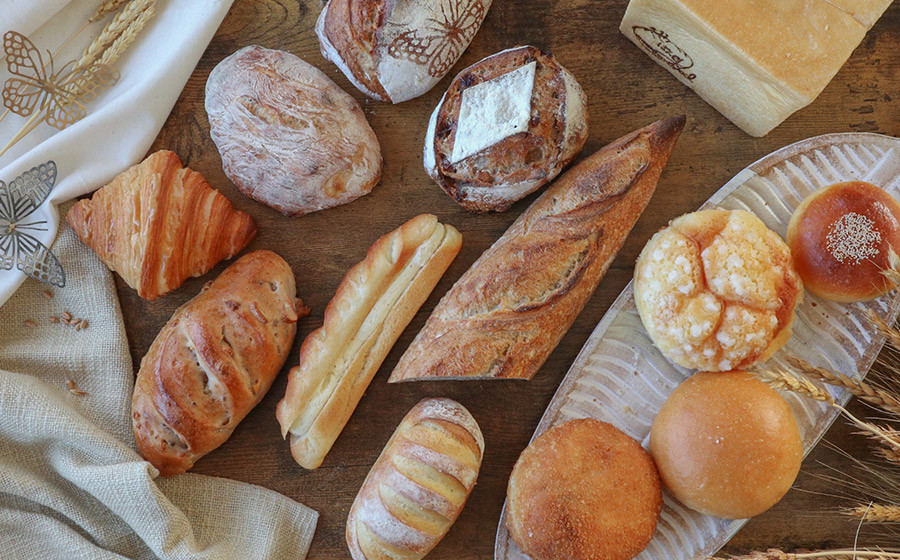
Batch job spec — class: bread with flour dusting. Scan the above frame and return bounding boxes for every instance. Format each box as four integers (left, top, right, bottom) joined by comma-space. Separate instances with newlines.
316, 0, 493, 103
346, 398, 484, 559
424, 46, 588, 212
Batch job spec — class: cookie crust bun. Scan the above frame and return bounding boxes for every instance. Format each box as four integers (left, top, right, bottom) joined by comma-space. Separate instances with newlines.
650, 371, 803, 519
787, 181, 900, 302
424, 46, 588, 212
316, 0, 493, 103
634, 209, 802, 372
506, 418, 662, 560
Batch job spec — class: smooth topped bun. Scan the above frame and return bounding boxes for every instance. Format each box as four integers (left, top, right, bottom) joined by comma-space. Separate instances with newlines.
506, 418, 661, 560
635, 209, 802, 372
787, 181, 900, 302
650, 371, 803, 519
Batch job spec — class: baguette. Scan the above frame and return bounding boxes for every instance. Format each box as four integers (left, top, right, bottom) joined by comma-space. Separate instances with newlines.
132, 251, 307, 476
346, 398, 484, 560
276, 215, 462, 469
389, 116, 685, 382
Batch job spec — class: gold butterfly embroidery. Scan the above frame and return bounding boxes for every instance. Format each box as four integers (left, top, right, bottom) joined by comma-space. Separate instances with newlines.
1, 31, 119, 130
388, 0, 486, 78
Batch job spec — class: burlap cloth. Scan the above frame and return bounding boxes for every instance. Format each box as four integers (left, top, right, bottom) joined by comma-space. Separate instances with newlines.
0, 212, 318, 559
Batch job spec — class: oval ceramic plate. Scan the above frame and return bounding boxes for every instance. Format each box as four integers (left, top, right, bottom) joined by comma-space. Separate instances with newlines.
494, 132, 900, 560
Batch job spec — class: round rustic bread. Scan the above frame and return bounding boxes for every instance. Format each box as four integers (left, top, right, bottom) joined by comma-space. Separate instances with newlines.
506, 418, 661, 560
634, 209, 802, 372
787, 180, 900, 302
650, 371, 803, 519
205, 45, 382, 216
316, 0, 493, 103
424, 46, 588, 212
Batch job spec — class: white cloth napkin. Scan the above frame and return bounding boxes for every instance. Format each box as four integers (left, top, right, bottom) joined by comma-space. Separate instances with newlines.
0, 0, 232, 306
0, 212, 319, 560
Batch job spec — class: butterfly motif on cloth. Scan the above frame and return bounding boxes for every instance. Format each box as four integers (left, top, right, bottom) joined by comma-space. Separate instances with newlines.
387, 0, 486, 78
1, 31, 119, 130
0, 161, 65, 287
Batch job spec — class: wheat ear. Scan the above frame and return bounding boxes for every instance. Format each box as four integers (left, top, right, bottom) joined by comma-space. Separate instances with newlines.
845, 503, 900, 522
867, 309, 900, 351
77, 0, 156, 70
90, 0, 131, 22
880, 247, 900, 287
756, 368, 835, 405
785, 356, 900, 416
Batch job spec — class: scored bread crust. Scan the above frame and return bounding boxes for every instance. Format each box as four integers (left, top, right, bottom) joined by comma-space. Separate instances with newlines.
390, 116, 685, 382
275, 215, 462, 469
345, 398, 484, 560
66, 150, 257, 300
132, 251, 306, 476
317, 0, 390, 101
424, 46, 589, 213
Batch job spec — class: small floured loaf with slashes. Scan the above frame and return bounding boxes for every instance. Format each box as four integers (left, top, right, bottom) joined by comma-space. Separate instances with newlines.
346, 398, 484, 560
424, 46, 588, 212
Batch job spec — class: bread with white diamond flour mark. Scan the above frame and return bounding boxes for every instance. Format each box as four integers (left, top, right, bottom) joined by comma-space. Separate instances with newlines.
390, 116, 685, 382
424, 46, 588, 213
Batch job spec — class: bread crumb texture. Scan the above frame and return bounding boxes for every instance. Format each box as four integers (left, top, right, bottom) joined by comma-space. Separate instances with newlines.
635, 209, 802, 371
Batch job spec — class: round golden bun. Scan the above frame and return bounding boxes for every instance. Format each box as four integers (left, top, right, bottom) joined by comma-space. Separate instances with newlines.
650, 371, 803, 519
787, 181, 900, 302
506, 418, 661, 560
634, 209, 802, 372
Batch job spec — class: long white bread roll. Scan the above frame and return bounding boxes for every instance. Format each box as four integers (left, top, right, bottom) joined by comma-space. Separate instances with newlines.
275, 215, 462, 469
346, 398, 484, 560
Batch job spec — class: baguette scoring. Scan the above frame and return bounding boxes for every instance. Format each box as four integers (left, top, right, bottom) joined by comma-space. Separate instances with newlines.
394, 116, 686, 381
276, 215, 462, 469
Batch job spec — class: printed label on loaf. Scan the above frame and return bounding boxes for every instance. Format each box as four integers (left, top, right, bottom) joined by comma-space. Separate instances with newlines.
450, 61, 537, 164
633, 26, 697, 81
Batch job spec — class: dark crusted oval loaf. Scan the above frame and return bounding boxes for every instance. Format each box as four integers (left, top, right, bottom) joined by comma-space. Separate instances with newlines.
132, 250, 308, 476
425, 46, 588, 213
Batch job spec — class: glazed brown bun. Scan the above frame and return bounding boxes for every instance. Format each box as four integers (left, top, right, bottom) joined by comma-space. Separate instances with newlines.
506, 418, 662, 560
787, 181, 900, 302
650, 371, 803, 519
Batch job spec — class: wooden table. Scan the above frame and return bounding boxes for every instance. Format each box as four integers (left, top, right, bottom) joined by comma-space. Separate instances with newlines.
118, 1, 900, 558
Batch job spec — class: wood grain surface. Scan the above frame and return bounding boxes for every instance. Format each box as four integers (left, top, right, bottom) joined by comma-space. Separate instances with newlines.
117, 1, 900, 558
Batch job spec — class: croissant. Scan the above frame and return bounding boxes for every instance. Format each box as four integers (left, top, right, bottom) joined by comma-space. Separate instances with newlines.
66, 150, 257, 300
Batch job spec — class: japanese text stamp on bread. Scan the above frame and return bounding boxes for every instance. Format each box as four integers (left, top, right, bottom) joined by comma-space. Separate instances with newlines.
132, 251, 308, 476
390, 116, 685, 381
206, 46, 382, 216
316, 0, 493, 103
424, 46, 588, 212
620, 0, 894, 136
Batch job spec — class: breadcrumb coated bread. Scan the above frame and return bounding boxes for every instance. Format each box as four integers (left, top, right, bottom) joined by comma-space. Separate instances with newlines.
634, 209, 802, 371
506, 418, 661, 560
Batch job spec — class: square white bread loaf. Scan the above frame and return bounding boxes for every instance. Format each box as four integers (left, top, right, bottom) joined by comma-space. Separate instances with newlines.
620, 0, 891, 136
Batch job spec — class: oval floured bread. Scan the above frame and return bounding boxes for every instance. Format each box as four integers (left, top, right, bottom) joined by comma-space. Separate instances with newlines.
205, 45, 382, 216
346, 398, 484, 560
316, 0, 493, 104
424, 46, 588, 213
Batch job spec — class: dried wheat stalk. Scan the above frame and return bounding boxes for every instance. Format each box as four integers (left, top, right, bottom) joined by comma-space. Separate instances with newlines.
77, 0, 156, 70
90, 0, 131, 22
785, 356, 900, 416
756, 368, 835, 405
711, 549, 900, 560
846, 503, 900, 523
880, 247, 900, 288
867, 308, 900, 351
